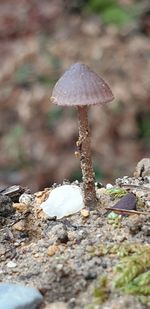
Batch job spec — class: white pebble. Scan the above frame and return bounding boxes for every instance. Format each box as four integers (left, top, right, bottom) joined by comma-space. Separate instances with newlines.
106, 183, 113, 189
40, 185, 84, 219
19, 193, 35, 205
7, 261, 17, 268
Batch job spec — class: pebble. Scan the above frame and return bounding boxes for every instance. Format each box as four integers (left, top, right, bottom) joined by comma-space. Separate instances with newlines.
0, 244, 6, 256
47, 245, 59, 256
142, 225, 150, 236
0, 283, 43, 309
134, 158, 150, 178
19, 193, 35, 205
146, 201, 150, 207
106, 183, 113, 189
13, 220, 26, 231
81, 209, 90, 217
41, 185, 84, 219
68, 230, 87, 242
0, 194, 14, 217
67, 231, 77, 241
48, 224, 69, 244
144, 176, 150, 183
126, 215, 143, 235
7, 261, 17, 268
84, 271, 97, 280
33, 253, 39, 258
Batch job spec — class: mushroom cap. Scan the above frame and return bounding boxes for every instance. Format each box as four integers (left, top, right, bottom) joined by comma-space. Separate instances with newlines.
51, 63, 114, 106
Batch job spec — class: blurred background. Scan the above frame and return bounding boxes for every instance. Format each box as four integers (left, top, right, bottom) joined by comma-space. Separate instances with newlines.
0, 0, 150, 191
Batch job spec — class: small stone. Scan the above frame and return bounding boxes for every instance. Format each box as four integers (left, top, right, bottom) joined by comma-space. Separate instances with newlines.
0, 244, 6, 256
0, 186, 27, 202
144, 176, 150, 183
0, 194, 14, 217
19, 193, 35, 205
67, 231, 77, 242
47, 245, 59, 256
146, 201, 150, 207
0, 283, 43, 309
142, 225, 150, 236
41, 185, 84, 219
106, 183, 113, 189
68, 230, 87, 242
56, 264, 63, 271
33, 253, 39, 258
49, 224, 69, 244
134, 158, 150, 178
126, 215, 143, 235
13, 220, 26, 231
84, 271, 97, 280
7, 261, 17, 268
81, 209, 90, 217
57, 231, 68, 244
14, 242, 20, 247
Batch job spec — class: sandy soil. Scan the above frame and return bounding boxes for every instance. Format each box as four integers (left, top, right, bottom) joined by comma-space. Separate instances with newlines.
0, 173, 150, 309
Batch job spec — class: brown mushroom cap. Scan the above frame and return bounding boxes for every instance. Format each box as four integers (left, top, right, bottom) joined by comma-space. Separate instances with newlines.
51, 63, 114, 106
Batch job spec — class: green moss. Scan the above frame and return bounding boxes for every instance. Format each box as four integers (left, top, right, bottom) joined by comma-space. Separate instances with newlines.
85, 276, 109, 308
114, 246, 150, 304
116, 243, 144, 258
86, 243, 150, 307
107, 212, 122, 228
106, 188, 127, 199
86, 243, 145, 259
93, 276, 109, 303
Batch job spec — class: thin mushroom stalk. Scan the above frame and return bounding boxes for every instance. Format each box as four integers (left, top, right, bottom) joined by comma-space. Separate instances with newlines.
51, 63, 114, 210
77, 106, 97, 208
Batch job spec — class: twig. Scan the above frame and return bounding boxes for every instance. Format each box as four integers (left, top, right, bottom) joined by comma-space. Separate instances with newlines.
105, 207, 147, 215
120, 184, 150, 191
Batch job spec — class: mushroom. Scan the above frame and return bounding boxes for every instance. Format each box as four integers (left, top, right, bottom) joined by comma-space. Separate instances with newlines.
51, 63, 114, 208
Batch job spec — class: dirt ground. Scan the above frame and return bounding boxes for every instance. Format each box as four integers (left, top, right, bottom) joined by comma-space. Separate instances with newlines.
0, 170, 150, 309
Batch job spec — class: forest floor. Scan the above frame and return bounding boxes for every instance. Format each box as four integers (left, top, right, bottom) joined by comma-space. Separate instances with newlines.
0, 163, 150, 309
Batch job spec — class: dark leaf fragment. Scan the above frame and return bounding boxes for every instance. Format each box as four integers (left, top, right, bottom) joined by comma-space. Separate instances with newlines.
107, 193, 137, 215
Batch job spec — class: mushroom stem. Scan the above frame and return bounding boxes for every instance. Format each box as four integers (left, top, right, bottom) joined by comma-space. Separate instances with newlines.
77, 105, 97, 208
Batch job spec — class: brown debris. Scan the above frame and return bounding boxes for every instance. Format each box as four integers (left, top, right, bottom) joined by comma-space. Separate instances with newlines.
12, 202, 29, 213
12, 219, 26, 231
47, 244, 59, 257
